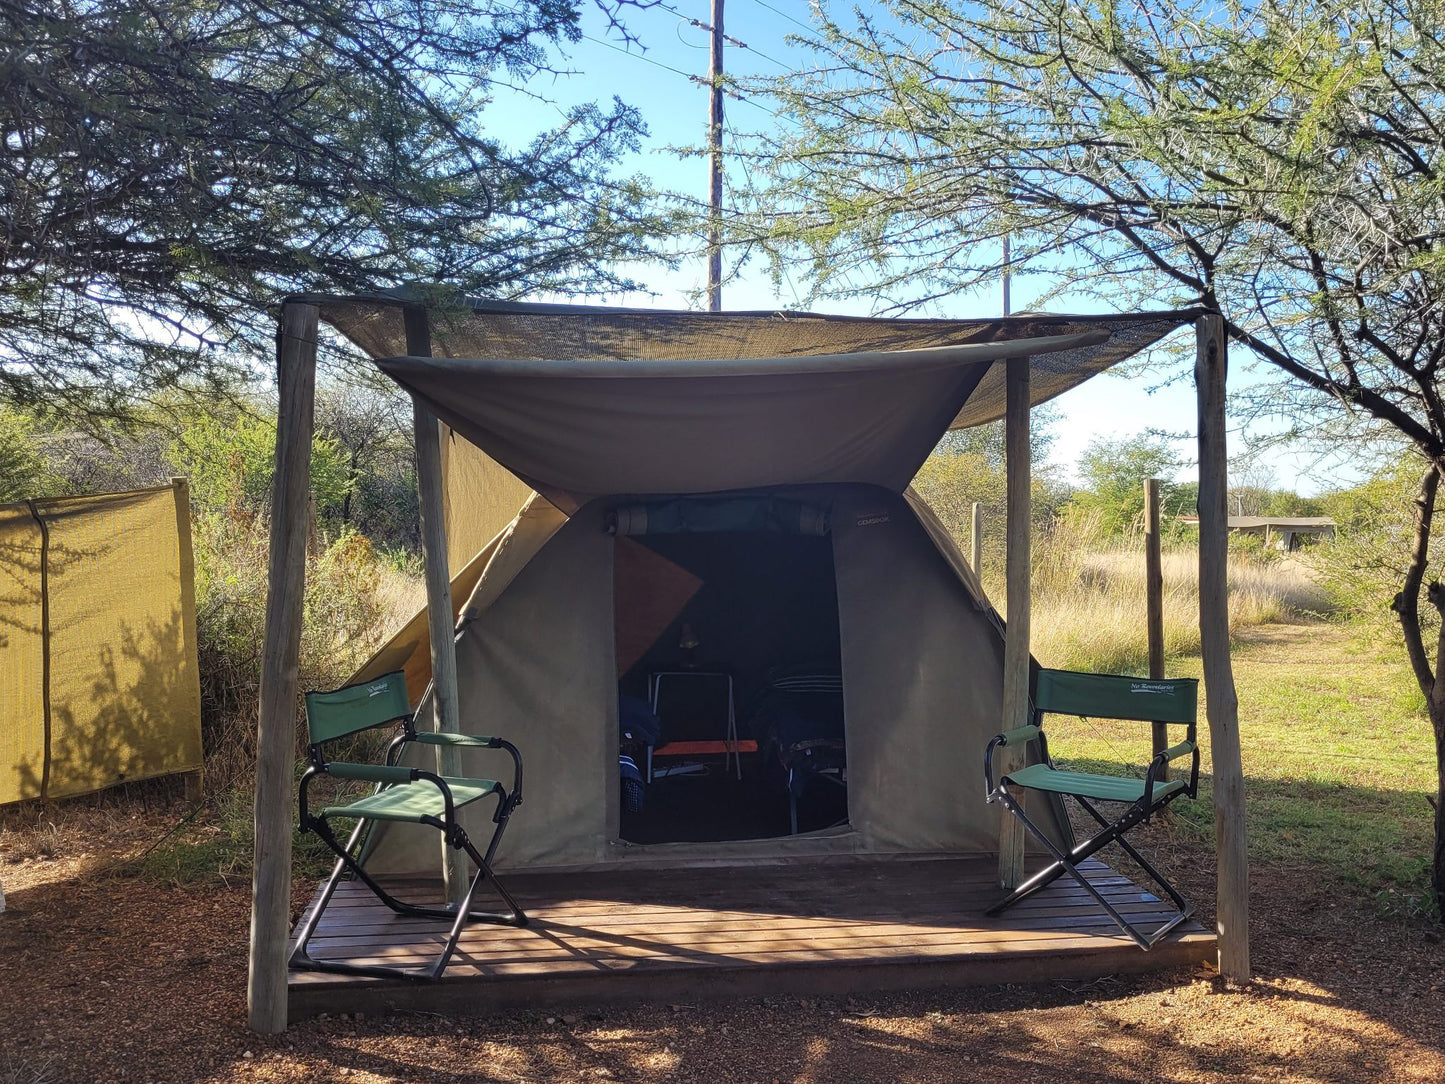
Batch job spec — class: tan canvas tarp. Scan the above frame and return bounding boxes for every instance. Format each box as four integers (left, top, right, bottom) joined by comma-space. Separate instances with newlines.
0, 484, 202, 804
308, 292, 1197, 436
439, 424, 533, 572
378, 333, 1106, 500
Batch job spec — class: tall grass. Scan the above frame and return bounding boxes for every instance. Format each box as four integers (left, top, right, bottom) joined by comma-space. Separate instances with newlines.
980, 513, 1331, 673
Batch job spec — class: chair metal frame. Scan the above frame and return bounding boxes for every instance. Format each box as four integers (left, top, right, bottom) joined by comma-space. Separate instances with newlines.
984, 669, 1201, 950
289, 672, 527, 982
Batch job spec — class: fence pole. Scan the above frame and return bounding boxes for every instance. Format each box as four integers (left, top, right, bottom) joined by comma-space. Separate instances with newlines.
1145, 478, 1168, 777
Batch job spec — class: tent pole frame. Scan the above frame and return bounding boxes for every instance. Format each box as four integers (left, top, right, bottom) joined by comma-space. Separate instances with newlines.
998, 356, 1031, 889
406, 304, 467, 906
249, 300, 319, 1034
1195, 312, 1251, 980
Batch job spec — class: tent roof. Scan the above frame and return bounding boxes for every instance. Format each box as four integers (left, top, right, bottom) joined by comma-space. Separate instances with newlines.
300, 291, 1201, 499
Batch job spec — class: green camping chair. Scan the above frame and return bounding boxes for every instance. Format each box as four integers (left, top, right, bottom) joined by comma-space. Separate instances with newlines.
984, 668, 1200, 950
289, 670, 527, 981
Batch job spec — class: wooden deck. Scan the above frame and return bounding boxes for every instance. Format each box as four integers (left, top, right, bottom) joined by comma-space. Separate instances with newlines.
287, 855, 1214, 1021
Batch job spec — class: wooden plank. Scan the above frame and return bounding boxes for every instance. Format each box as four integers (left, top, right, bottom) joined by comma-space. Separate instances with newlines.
300, 926, 1213, 973
998, 357, 1031, 888
1145, 477, 1168, 774
1195, 313, 1250, 981
302, 896, 1184, 948
289, 936, 1213, 1021
406, 304, 466, 905
249, 300, 319, 1034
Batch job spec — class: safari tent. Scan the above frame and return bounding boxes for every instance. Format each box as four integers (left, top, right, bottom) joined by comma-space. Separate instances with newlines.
248, 293, 1248, 1030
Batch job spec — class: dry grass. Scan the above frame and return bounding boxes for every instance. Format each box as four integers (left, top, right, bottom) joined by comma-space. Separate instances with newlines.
984, 519, 1332, 673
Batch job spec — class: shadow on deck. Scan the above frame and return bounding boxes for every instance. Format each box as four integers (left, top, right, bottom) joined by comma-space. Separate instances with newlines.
287, 855, 1214, 1021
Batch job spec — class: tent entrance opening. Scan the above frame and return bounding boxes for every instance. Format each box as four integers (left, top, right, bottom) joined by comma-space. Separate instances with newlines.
614, 525, 846, 844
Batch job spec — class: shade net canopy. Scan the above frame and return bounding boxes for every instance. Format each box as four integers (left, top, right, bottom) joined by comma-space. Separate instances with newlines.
302, 293, 1199, 501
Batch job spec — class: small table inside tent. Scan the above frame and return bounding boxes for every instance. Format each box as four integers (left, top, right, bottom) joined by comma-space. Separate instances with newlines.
646, 670, 753, 780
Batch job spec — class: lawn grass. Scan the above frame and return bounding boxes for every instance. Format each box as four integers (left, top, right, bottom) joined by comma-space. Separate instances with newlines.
1039, 622, 1439, 918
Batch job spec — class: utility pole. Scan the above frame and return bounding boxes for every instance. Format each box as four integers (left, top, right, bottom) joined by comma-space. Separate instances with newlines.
707, 0, 724, 311
1002, 234, 1012, 317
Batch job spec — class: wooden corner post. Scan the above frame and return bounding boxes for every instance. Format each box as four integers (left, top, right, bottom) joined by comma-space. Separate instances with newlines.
1195, 313, 1251, 981
248, 300, 319, 1034
1144, 478, 1168, 777
998, 357, 1031, 889
405, 305, 466, 905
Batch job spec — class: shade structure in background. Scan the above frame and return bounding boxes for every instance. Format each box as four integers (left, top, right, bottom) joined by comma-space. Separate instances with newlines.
0, 482, 202, 804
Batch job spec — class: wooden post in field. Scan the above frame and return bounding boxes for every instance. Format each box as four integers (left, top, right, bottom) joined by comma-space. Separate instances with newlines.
248, 300, 319, 1034
406, 305, 466, 905
998, 357, 1031, 889
1145, 478, 1168, 778
1195, 313, 1251, 981
971, 501, 983, 574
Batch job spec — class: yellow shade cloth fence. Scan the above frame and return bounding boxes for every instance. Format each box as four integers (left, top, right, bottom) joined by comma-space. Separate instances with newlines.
0, 481, 203, 804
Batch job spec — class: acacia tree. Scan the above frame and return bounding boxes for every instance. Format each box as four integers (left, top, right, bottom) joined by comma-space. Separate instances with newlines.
740, 0, 1445, 915
1, 0, 673, 423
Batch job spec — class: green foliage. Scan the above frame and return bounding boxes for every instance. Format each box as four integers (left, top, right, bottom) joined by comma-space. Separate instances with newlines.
0, 408, 53, 501
1308, 456, 1435, 636
1067, 434, 1186, 537
170, 406, 353, 525
911, 413, 1068, 584
1, 0, 674, 425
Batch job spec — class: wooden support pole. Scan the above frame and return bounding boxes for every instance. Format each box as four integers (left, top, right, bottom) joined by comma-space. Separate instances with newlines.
248, 301, 318, 1034
1145, 478, 1168, 778
1195, 313, 1251, 981
998, 357, 1031, 889
406, 305, 466, 905
172, 474, 206, 804
971, 501, 983, 575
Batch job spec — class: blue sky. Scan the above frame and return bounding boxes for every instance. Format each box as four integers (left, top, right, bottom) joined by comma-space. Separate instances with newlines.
489, 0, 1362, 496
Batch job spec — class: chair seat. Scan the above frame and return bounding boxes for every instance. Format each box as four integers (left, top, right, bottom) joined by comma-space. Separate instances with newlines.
1004, 763, 1185, 805
323, 776, 501, 823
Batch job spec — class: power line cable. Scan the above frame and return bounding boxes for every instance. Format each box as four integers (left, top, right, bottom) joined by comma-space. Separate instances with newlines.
741, 0, 816, 33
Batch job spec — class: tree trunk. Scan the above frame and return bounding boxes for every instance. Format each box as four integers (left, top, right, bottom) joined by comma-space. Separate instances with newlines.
1434, 717, 1445, 919
1429, 586, 1445, 921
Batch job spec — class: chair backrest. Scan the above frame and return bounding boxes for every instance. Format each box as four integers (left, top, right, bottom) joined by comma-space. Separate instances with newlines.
305, 671, 412, 746
1035, 668, 1197, 724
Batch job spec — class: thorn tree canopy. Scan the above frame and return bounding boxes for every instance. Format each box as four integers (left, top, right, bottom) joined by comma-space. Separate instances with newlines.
740, 0, 1445, 916
1, 0, 673, 424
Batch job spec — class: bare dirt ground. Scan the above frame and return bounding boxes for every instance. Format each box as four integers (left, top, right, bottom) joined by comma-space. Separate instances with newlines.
3, 806, 1442, 1083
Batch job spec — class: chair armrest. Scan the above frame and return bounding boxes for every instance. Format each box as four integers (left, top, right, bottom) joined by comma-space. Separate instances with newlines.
409, 734, 524, 809
1143, 739, 1199, 809
997, 724, 1041, 748
984, 725, 1042, 798
325, 762, 416, 785
411, 732, 503, 748
1160, 739, 1196, 762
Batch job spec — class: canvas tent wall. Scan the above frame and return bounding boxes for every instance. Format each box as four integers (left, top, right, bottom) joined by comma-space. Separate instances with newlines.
0, 482, 203, 804
306, 292, 1200, 872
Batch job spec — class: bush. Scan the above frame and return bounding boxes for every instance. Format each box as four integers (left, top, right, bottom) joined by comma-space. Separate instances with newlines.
191, 513, 416, 791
